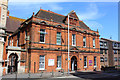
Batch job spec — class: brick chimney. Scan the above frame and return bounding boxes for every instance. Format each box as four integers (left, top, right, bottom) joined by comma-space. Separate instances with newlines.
7, 10, 9, 17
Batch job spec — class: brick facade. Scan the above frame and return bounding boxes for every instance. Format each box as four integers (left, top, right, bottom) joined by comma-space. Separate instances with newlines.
7, 9, 100, 73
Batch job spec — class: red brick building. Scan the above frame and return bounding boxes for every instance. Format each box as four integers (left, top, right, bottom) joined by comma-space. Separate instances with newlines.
5, 9, 100, 74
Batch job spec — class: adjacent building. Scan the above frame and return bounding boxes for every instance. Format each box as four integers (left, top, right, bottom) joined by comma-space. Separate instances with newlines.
0, 0, 8, 76
100, 38, 120, 67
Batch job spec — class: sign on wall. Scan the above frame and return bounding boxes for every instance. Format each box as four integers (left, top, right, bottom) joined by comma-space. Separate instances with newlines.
89, 60, 92, 66
48, 59, 54, 66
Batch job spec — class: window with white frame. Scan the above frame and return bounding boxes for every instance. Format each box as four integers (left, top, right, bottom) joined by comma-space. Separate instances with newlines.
93, 38, 95, 48
39, 55, 45, 70
57, 56, 61, 68
72, 34, 76, 46
94, 56, 97, 67
40, 29, 45, 43
83, 36, 86, 47
84, 56, 87, 68
56, 32, 61, 45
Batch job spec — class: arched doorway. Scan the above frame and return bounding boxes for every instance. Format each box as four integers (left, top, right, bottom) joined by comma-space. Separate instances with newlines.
71, 56, 77, 71
8, 53, 18, 73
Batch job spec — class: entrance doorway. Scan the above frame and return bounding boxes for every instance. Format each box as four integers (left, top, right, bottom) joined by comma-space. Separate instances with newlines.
8, 53, 18, 73
71, 56, 77, 71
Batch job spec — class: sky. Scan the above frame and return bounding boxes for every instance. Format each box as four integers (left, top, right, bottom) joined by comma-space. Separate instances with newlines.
8, 2, 118, 41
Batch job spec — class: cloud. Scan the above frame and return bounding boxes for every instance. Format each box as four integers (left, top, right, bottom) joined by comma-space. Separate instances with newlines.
78, 3, 105, 20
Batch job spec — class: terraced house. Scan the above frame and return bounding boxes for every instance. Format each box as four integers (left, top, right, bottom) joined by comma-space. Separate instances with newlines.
4, 9, 101, 74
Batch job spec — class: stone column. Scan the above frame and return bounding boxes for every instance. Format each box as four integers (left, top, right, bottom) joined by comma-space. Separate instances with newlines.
0, 37, 4, 76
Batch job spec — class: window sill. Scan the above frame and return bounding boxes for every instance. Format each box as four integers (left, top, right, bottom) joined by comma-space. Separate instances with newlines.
84, 66, 87, 68
56, 44, 61, 46
39, 68, 45, 70
83, 46, 86, 48
72, 45, 76, 46
39, 42, 45, 44
94, 66, 97, 68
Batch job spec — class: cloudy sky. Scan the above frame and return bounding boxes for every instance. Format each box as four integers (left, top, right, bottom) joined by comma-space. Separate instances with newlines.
8, 2, 118, 41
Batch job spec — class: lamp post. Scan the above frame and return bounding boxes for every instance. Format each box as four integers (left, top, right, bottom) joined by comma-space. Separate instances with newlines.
68, 15, 70, 74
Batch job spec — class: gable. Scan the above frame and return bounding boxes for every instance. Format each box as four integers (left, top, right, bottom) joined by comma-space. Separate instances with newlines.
69, 10, 79, 19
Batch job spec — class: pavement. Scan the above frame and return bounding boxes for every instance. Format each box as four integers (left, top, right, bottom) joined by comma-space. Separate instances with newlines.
1, 71, 120, 80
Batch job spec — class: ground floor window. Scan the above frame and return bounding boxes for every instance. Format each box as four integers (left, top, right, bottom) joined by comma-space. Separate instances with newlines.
84, 56, 87, 68
39, 55, 45, 70
57, 56, 61, 68
94, 57, 97, 67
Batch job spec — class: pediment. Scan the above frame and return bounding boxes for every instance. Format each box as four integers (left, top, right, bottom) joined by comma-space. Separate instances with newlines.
70, 46, 79, 52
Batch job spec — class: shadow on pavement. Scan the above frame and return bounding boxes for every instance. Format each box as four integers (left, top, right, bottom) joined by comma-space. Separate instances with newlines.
70, 71, 120, 80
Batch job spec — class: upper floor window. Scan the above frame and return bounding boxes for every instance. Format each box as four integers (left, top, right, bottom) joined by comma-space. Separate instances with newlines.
17, 32, 20, 46
100, 41, 103, 46
93, 38, 95, 48
56, 32, 61, 45
118, 57, 120, 62
83, 36, 86, 47
118, 50, 120, 54
40, 29, 45, 43
24, 30, 27, 44
114, 57, 117, 62
114, 50, 117, 54
105, 57, 107, 62
100, 57, 104, 62
72, 34, 76, 46
104, 42, 107, 47
105, 50, 107, 54
100, 50, 103, 54
12, 39, 13, 46
113, 42, 117, 47
118, 43, 120, 47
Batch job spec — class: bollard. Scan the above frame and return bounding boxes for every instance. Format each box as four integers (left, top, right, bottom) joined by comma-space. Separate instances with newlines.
63, 69, 64, 75
40, 71, 43, 77
15, 72, 17, 80
51, 70, 54, 77
28, 71, 30, 78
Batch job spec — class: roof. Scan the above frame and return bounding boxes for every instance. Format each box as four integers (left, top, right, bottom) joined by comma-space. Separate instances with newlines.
101, 38, 120, 43
35, 9, 90, 30
6, 16, 25, 33
36, 9, 65, 23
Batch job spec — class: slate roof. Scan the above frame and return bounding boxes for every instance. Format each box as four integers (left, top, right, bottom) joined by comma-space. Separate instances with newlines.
35, 9, 90, 30
6, 16, 25, 33
36, 10, 66, 23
